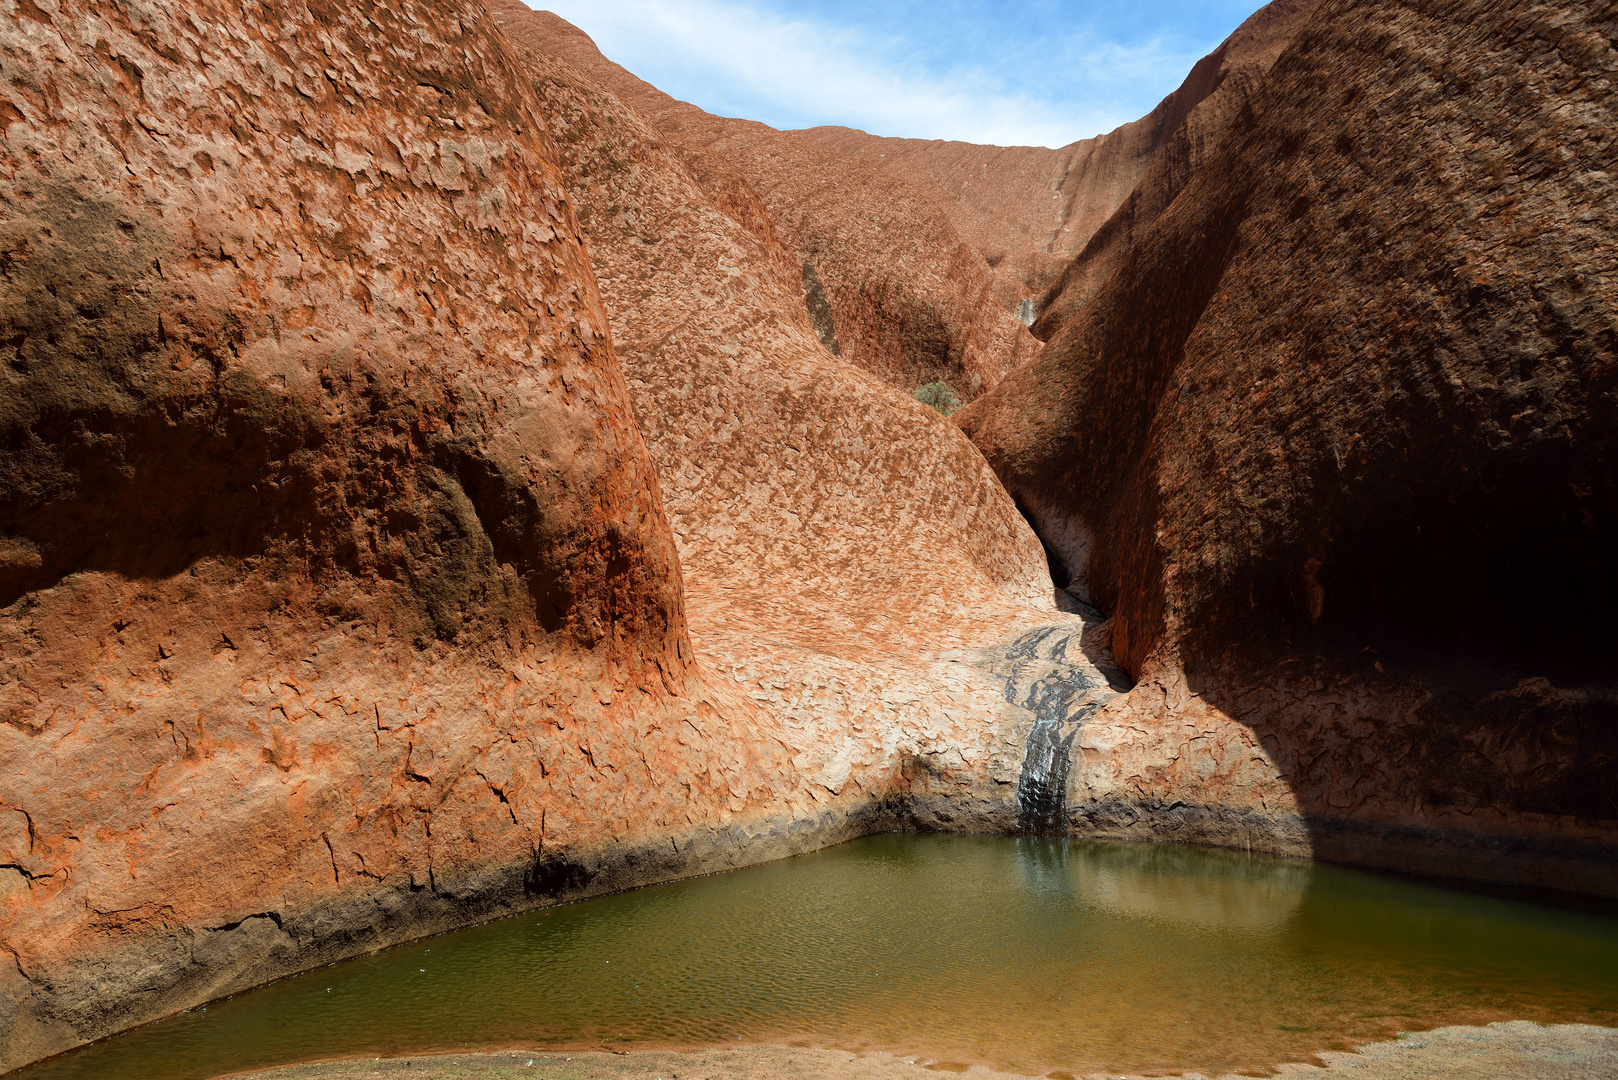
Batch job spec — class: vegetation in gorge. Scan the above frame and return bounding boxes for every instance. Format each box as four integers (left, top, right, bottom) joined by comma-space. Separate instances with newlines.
913, 381, 962, 415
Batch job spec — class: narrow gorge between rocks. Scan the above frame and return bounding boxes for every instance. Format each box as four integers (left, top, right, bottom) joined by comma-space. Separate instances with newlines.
1, 0, 1615, 1077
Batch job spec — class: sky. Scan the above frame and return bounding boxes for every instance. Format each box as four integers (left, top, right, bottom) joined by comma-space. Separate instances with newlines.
527, 0, 1266, 148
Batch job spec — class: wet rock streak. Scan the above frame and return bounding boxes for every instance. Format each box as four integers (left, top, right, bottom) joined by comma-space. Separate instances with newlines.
986, 624, 1124, 833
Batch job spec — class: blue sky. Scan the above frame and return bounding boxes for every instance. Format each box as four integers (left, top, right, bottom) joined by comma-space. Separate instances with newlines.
528, 0, 1266, 148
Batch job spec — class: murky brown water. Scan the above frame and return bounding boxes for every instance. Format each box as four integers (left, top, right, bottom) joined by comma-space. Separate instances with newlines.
17, 834, 1618, 1079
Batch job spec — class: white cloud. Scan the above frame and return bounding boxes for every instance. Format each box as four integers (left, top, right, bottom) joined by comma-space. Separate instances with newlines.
531, 0, 1217, 148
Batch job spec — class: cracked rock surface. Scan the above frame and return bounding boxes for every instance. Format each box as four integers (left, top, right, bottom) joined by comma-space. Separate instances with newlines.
489, 2, 1040, 402
0, 0, 809, 1068
3, 0, 1615, 1072
0, 1, 1119, 1071
494, 15, 1136, 853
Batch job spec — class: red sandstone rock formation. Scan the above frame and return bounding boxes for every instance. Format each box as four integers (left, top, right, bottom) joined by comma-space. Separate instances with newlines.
799, 0, 1317, 317
960, 0, 1618, 886
0, 0, 808, 1068
5, 0, 1615, 1071
489, 3, 1039, 400
0, 2, 1099, 1071
1027, 0, 1318, 337
496, 13, 1108, 840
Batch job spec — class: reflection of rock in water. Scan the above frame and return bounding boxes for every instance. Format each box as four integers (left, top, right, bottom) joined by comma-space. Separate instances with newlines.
972, 618, 1129, 833
1015, 834, 1073, 894
1011, 835, 1309, 931
1071, 841, 1313, 932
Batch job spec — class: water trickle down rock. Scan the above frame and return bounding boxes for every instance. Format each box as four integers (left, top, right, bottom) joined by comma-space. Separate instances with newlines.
956, 0, 1618, 891
975, 621, 1129, 833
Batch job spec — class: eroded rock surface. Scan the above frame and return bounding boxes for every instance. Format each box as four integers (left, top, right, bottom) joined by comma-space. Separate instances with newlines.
497, 15, 1128, 840
959, 0, 1618, 889
1027, 0, 1317, 336
5, 0, 1614, 1071
0, 0, 1122, 1070
488, 2, 1038, 400
0, 0, 813, 1068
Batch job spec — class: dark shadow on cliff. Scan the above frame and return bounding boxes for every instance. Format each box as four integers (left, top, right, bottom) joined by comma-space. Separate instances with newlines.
959, 0, 1618, 893
0, 184, 596, 644
1181, 470, 1618, 890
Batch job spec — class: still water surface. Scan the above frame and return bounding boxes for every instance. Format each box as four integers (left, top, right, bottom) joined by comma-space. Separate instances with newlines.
21, 834, 1618, 1079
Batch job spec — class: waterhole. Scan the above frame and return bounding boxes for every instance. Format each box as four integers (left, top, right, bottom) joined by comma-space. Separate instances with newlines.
21, 834, 1618, 1079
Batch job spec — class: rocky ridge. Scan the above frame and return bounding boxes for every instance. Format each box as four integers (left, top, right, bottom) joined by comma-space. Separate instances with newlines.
0, 0, 1114, 1070
0, 0, 896, 1068
498, 10, 1125, 864
1027, 0, 1319, 336
489, 2, 1040, 400
2, 0, 1616, 1071
799, 0, 1318, 319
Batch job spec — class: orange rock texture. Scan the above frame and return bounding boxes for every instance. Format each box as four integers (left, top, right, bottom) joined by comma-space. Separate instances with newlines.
0, 0, 815, 1068
799, 0, 1317, 318
3, 0, 1616, 1070
960, 0, 1618, 887
491, 6, 1128, 843
489, 3, 1039, 400
0, 1, 1103, 1070
1026, 0, 1318, 337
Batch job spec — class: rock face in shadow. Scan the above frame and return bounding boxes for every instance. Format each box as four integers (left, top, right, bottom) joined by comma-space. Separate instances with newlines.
799, 0, 1317, 319
0, 0, 807, 1069
488, 2, 1039, 400
1027, 0, 1317, 337
959, 0, 1618, 889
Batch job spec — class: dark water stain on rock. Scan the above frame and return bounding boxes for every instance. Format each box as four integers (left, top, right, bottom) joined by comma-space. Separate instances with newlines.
980, 625, 1122, 833
801, 262, 841, 356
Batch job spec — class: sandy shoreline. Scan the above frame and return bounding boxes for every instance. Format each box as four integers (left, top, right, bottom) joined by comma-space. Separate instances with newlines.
230, 1022, 1618, 1080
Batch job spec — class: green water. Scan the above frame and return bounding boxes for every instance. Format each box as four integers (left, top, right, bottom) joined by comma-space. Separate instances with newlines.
18, 835, 1618, 1079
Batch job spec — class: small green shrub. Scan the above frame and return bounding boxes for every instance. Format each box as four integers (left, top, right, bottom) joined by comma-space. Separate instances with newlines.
913, 381, 961, 416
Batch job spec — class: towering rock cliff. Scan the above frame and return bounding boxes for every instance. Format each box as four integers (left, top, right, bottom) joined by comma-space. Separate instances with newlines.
4, 0, 1615, 1070
0, 1, 1108, 1070
1027, 0, 1319, 336
0, 0, 799, 1068
960, 0, 1618, 887
799, 0, 1318, 318
487, 2, 1039, 399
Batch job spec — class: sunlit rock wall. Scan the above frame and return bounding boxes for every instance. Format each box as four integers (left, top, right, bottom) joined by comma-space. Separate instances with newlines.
488, 1, 1040, 401
0, 0, 802, 1067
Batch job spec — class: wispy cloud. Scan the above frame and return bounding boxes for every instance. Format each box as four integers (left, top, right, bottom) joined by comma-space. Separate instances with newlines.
531, 0, 1246, 148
